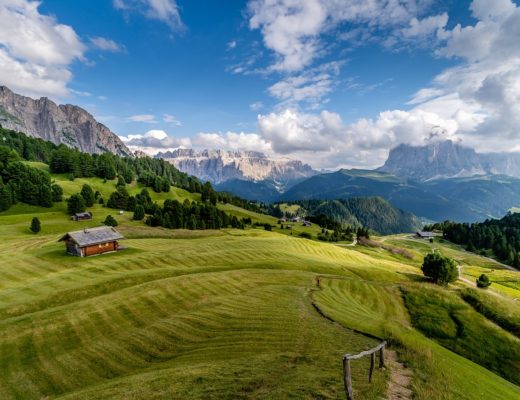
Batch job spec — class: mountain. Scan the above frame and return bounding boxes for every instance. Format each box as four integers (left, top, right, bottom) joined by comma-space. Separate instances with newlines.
156, 149, 317, 195
291, 197, 421, 235
281, 169, 520, 222
378, 140, 520, 181
0, 86, 132, 157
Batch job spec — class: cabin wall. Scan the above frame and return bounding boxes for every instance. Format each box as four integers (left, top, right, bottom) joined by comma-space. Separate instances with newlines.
83, 241, 117, 257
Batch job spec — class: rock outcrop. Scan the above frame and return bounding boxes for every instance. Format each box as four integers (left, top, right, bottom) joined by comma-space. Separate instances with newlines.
0, 86, 132, 157
156, 149, 317, 189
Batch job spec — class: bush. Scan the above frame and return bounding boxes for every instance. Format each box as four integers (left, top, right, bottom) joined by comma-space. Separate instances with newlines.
103, 215, 118, 227
299, 232, 312, 239
476, 274, 491, 288
264, 223, 272, 231
80, 184, 95, 207
421, 252, 458, 285
30, 217, 41, 233
51, 184, 63, 202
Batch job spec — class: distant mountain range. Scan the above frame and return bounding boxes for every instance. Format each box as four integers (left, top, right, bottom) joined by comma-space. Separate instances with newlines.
0, 86, 132, 157
162, 141, 520, 222
157, 149, 318, 198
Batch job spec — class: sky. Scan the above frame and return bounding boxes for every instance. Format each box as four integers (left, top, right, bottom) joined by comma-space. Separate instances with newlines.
1, 0, 520, 169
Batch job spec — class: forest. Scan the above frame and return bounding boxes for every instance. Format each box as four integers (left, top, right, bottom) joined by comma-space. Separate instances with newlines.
425, 214, 520, 268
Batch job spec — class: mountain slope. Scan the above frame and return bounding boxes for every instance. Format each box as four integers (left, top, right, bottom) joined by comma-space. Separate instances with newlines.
281, 169, 520, 222
0, 86, 132, 157
157, 149, 317, 190
293, 197, 421, 234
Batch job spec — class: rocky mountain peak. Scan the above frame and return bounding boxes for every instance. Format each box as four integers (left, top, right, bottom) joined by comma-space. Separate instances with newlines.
0, 86, 132, 157
156, 148, 317, 187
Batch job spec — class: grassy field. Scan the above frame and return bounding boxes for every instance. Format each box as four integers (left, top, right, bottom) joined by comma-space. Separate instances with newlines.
0, 179, 520, 399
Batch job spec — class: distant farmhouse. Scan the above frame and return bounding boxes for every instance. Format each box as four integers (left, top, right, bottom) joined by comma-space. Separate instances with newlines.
416, 231, 436, 239
71, 212, 92, 221
59, 226, 124, 257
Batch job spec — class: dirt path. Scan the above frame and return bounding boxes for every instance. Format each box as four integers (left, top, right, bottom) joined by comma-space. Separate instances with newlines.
386, 349, 413, 400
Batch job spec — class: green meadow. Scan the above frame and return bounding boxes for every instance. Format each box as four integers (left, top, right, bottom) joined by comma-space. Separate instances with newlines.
0, 176, 519, 399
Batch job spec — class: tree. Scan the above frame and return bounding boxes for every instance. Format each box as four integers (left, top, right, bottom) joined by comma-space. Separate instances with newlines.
30, 217, 41, 233
476, 274, 492, 288
264, 223, 272, 231
421, 252, 458, 285
103, 215, 118, 227
80, 184, 95, 207
67, 193, 86, 215
51, 184, 63, 202
133, 205, 145, 221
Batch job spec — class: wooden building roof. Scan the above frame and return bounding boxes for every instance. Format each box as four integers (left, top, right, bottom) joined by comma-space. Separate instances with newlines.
59, 226, 124, 247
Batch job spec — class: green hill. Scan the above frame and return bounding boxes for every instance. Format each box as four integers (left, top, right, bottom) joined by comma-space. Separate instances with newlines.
286, 197, 421, 235
281, 169, 520, 222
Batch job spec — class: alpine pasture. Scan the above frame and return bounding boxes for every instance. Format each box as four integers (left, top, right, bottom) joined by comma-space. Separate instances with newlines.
0, 175, 519, 399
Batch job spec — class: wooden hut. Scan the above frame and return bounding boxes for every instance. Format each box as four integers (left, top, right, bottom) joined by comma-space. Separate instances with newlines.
59, 226, 124, 257
71, 212, 93, 221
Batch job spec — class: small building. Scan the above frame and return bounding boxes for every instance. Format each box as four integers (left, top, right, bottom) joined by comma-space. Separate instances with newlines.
59, 226, 124, 257
302, 221, 312, 227
71, 212, 93, 221
416, 231, 436, 239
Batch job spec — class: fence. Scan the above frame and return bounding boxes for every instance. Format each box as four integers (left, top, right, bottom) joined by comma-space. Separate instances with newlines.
342, 341, 386, 400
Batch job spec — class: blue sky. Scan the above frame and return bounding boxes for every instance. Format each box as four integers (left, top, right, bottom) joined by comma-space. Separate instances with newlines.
1, 1, 520, 168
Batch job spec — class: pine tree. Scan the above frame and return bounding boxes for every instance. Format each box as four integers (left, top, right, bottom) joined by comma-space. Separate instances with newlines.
67, 193, 86, 215
103, 215, 118, 227
51, 184, 63, 202
133, 205, 145, 221
30, 217, 41, 234
80, 184, 95, 207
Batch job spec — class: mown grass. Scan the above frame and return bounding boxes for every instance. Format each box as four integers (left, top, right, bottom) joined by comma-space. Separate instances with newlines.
402, 286, 520, 385
461, 288, 520, 337
1, 182, 520, 399
314, 277, 520, 400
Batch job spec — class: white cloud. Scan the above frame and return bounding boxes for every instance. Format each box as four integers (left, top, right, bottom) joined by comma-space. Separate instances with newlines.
126, 114, 158, 123
163, 113, 182, 126
227, 40, 237, 50
193, 132, 271, 153
0, 0, 85, 98
267, 61, 341, 109
90, 37, 125, 53
113, 0, 184, 31
249, 101, 264, 112
120, 129, 192, 155
247, 0, 436, 73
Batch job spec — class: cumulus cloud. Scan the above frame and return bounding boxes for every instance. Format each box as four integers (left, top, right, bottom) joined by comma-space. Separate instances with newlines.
90, 37, 125, 53
113, 0, 184, 31
120, 129, 192, 154
0, 0, 85, 98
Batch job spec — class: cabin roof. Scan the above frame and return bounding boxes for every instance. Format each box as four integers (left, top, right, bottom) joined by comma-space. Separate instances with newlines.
59, 226, 124, 247
74, 212, 92, 217
417, 231, 435, 238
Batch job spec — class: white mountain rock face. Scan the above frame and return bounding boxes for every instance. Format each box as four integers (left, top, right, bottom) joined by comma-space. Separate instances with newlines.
156, 149, 317, 188
0, 86, 132, 157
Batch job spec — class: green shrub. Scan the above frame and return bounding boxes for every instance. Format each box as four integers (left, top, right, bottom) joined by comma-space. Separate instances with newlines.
299, 232, 312, 239
103, 215, 118, 227
476, 274, 491, 288
421, 252, 458, 285
30, 217, 41, 234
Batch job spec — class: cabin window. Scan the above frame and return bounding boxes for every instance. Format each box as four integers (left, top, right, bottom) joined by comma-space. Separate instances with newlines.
98, 242, 110, 248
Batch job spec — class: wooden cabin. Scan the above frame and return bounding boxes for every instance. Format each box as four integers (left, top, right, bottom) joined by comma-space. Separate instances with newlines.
59, 226, 124, 257
416, 231, 436, 239
71, 212, 93, 221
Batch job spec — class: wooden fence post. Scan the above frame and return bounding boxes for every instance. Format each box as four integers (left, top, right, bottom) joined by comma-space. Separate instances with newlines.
369, 352, 375, 383
379, 344, 385, 369
343, 355, 354, 400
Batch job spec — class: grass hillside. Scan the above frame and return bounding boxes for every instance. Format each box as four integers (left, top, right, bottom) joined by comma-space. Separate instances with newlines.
0, 178, 520, 398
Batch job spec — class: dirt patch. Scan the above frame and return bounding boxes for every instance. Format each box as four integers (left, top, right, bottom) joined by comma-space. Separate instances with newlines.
386, 349, 413, 400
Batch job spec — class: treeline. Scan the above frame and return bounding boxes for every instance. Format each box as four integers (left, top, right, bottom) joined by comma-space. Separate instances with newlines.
426, 214, 520, 268
0, 146, 62, 212
0, 128, 265, 215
